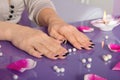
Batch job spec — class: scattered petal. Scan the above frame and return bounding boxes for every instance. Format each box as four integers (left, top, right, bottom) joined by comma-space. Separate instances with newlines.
101, 41, 105, 48
77, 26, 94, 32
108, 43, 120, 52
112, 62, 120, 70
84, 74, 107, 80
7, 58, 37, 72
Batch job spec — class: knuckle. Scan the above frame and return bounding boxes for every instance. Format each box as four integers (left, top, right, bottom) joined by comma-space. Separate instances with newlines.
28, 49, 34, 55
71, 40, 77, 45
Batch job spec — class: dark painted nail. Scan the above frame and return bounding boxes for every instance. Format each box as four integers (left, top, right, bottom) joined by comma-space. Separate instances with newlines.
62, 40, 67, 44
91, 44, 95, 46
89, 46, 94, 48
41, 54, 44, 56
81, 47, 86, 50
55, 55, 59, 57
63, 52, 69, 56
89, 40, 93, 42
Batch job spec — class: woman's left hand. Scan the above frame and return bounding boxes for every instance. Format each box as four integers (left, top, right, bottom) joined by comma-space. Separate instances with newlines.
48, 21, 94, 50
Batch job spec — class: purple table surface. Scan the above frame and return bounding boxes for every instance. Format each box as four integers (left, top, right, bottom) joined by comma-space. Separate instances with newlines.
0, 21, 120, 80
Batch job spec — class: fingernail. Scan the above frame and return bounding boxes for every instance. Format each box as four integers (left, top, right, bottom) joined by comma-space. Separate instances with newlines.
37, 54, 43, 58
63, 52, 69, 56
91, 44, 95, 46
62, 40, 67, 44
55, 55, 59, 57
81, 47, 86, 50
89, 40, 93, 42
41, 54, 44, 56
89, 46, 94, 48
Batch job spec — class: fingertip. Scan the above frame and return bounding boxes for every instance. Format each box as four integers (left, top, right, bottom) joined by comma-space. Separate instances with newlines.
63, 52, 69, 57
33, 53, 43, 58
55, 55, 59, 57
59, 56, 66, 59
61, 40, 67, 44
29, 49, 43, 58
44, 54, 58, 60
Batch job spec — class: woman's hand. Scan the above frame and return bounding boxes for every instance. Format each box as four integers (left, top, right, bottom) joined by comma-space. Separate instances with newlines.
48, 21, 94, 50
9, 26, 68, 60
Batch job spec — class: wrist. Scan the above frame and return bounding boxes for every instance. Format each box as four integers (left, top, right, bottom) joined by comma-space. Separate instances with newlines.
38, 8, 65, 27
5, 24, 29, 41
4, 29, 12, 41
48, 16, 65, 26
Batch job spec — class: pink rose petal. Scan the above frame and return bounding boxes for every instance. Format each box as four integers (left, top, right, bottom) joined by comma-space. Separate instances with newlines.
112, 62, 120, 70
108, 43, 120, 52
77, 26, 94, 32
7, 58, 37, 72
84, 74, 107, 80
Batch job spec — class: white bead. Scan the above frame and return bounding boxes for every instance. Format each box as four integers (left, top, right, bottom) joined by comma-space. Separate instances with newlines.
68, 49, 72, 53
81, 58, 86, 63
86, 64, 91, 69
53, 65, 58, 70
87, 58, 92, 62
60, 68, 65, 73
72, 48, 77, 52
105, 35, 109, 39
102, 55, 109, 61
56, 68, 61, 73
13, 74, 18, 80
107, 54, 112, 60
0, 52, 3, 56
0, 45, 2, 48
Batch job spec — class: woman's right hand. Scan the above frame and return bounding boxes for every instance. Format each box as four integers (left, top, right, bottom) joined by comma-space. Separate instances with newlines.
9, 26, 68, 60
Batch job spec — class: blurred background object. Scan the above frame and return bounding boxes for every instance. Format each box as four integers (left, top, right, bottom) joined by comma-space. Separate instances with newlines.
20, 0, 117, 24
51, 0, 106, 22
113, 0, 120, 16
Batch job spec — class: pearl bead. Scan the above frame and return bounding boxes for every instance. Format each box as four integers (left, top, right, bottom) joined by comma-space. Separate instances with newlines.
53, 65, 58, 70
86, 64, 91, 69
13, 74, 18, 80
87, 58, 92, 62
102, 55, 109, 61
56, 68, 61, 73
107, 54, 112, 59
60, 68, 65, 72
0, 52, 3, 57
68, 49, 72, 53
72, 48, 77, 52
81, 58, 86, 63
105, 35, 109, 39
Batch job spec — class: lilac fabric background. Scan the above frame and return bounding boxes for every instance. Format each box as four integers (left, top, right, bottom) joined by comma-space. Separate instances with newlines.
113, 0, 120, 16
0, 20, 120, 80
0, 1, 120, 80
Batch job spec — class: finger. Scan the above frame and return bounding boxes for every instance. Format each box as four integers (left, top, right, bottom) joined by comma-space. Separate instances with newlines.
41, 37, 68, 56
27, 47, 43, 58
62, 31, 82, 49
73, 30, 94, 50
55, 47, 68, 59
33, 43, 59, 60
49, 31, 65, 41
